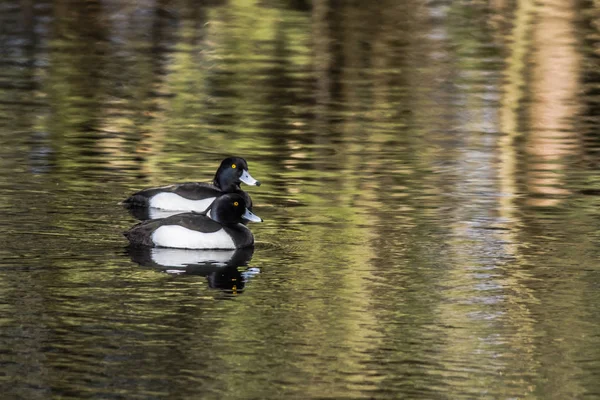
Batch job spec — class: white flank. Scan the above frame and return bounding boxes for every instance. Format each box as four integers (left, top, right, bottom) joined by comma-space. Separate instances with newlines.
149, 193, 216, 211
151, 248, 236, 267
148, 209, 185, 220
152, 225, 235, 249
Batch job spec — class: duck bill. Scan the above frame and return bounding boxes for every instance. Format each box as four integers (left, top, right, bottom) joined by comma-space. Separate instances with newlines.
242, 208, 263, 223
239, 170, 261, 186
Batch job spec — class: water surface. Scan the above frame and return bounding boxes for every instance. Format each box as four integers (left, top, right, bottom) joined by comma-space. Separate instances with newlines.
1, 0, 600, 399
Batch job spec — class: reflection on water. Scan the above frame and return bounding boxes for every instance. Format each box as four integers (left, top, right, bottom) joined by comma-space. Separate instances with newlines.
1, 0, 600, 399
129, 246, 253, 269
127, 246, 259, 294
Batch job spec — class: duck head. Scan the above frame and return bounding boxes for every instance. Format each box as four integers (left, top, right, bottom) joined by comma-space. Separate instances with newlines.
213, 156, 261, 192
208, 193, 262, 225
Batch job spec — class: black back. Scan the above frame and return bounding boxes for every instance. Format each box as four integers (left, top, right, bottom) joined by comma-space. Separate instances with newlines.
123, 182, 222, 207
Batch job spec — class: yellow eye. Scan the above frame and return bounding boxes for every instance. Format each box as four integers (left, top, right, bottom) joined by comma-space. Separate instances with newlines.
231, 164, 236, 169
233, 201, 239, 206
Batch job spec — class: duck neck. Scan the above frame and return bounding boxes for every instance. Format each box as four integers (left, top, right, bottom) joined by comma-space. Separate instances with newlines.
213, 170, 240, 193
216, 180, 240, 193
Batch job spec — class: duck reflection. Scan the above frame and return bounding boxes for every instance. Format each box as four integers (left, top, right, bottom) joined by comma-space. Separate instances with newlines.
126, 246, 258, 293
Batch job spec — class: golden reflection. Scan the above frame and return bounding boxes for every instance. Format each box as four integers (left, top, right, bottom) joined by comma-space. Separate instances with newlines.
527, 0, 581, 207
498, 0, 590, 397
498, 0, 538, 369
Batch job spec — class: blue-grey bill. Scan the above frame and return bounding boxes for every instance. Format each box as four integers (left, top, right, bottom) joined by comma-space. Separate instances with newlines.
240, 170, 260, 186
242, 208, 263, 222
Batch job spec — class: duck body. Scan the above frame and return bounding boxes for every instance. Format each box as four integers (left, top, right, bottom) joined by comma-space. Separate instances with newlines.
125, 212, 253, 249
124, 194, 262, 249
122, 156, 259, 212
123, 182, 253, 212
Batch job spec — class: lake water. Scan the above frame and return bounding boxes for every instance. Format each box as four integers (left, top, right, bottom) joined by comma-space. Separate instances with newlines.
1, 0, 600, 399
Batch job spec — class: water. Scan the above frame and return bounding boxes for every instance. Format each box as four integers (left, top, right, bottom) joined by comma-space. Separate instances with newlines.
1, 0, 600, 398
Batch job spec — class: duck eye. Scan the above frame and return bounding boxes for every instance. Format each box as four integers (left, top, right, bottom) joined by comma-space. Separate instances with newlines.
233, 201, 239, 206
231, 164, 236, 169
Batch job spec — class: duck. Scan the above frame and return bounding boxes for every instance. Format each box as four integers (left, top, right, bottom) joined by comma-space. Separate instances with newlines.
122, 156, 260, 212
124, 193, 262, 249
